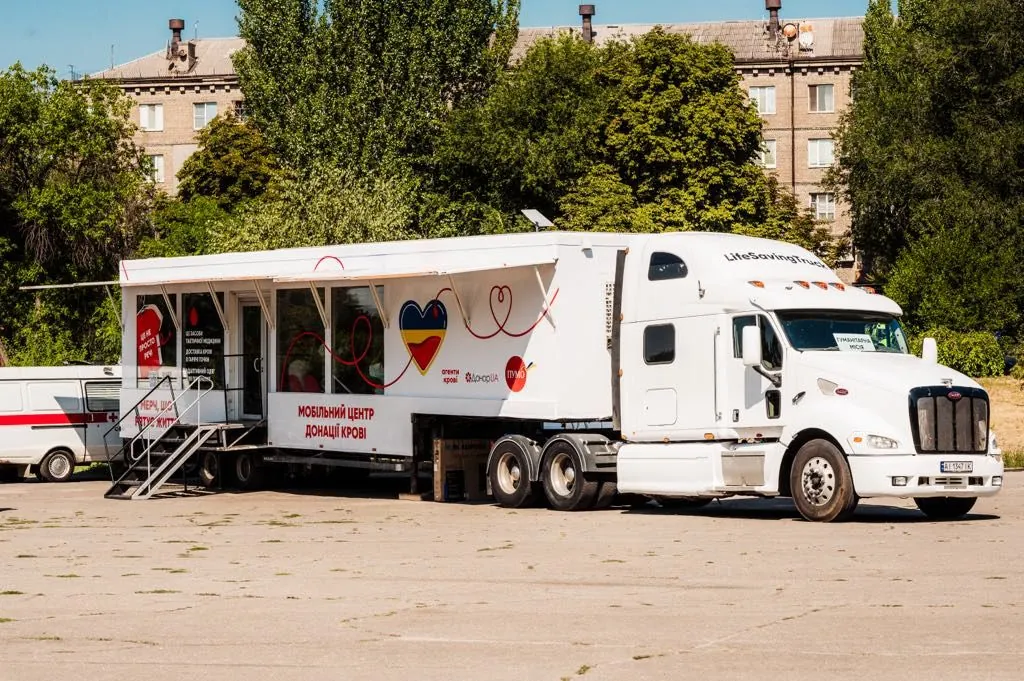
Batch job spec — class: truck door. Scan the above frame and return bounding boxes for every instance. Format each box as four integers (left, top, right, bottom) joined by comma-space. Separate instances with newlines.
723, 314, 785, 435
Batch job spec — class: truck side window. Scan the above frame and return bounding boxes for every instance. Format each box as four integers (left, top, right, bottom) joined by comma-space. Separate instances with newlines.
644, 324, 675, 365
732, 316, 757, 358
760, 316, 783, 371
648, 252, 688, 281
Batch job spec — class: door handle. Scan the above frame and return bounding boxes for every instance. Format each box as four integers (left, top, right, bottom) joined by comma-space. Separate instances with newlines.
253, 357, 262, 373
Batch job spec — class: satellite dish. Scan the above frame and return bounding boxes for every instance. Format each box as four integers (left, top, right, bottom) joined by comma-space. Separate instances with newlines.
782, 22, 798, 40
798, 23, 815, 49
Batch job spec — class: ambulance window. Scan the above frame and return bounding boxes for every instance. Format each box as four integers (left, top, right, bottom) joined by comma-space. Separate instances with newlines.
85, 382, 120, 412
0, 384, 22, 412
648, 252, 688, 281
28, 382, 81, 413
331, 286, 385, 396
644, 324, 675, 364
136, 294, 177, 388
277, 288, 326, 394
732, 316, 757, 358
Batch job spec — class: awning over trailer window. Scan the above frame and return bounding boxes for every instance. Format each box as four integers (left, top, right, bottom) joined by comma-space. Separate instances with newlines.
270, 257, 558, 284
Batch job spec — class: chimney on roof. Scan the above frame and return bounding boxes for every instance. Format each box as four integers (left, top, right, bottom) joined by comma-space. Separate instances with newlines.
168, 18, 185, 57
579, 5, 596, 44
765, 0, 781, 34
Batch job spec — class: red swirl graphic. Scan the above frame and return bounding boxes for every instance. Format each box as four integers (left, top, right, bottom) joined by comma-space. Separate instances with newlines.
313, 256, 346, 271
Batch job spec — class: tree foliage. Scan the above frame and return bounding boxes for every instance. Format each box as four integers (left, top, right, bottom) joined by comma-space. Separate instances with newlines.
234, 0, 519, 174
176, 112, 280, 209
830, 0, 1024, 334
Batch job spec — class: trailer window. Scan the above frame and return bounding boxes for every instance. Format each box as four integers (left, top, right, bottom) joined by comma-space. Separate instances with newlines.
277, 288, 326, 393
136, 294, 177, 388
648, 252, 688, 281
182, 292, 225, 389
644, 324, 675, 365
332, 286, 385, 395
85, 382, 120, 412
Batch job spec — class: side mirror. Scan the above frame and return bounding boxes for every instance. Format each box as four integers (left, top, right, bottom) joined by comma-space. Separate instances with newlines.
922, 337, 938, 364
742, 325, 762, 367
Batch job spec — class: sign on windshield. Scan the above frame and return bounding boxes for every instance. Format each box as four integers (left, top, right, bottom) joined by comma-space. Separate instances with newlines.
833, 333, 876, 352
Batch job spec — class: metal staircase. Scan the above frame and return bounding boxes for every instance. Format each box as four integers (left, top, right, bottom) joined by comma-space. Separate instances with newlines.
104, 376, 219, 500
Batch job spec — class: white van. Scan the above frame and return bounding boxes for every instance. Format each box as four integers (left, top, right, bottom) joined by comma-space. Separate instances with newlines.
0, 365, 122, 482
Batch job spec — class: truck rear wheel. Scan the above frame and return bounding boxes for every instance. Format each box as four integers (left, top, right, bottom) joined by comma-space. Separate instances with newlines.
541, 441, 598, 511
198, 451, 221, 489
38, 449, 75, 483
789, 439, 857, 522
914, 496, 977, 520
488, 441, 536, 508
234, 452, 264, 490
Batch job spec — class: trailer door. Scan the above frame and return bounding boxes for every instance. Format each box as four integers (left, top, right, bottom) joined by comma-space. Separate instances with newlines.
239, 302, 267, 419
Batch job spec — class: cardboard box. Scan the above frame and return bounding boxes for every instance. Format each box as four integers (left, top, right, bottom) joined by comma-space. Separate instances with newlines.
433, 439, 491, 502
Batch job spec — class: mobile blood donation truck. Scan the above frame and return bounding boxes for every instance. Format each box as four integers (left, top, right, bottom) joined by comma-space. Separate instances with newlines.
110, 231, 1002, 520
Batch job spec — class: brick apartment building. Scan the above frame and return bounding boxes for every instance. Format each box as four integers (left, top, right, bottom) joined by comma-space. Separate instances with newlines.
92, 7, 863, 269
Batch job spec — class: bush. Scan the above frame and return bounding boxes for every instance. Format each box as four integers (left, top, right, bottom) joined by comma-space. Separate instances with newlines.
909, 328, 1005, 378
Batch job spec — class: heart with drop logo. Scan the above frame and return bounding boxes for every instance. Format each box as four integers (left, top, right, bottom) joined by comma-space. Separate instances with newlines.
399, 299, 448, 375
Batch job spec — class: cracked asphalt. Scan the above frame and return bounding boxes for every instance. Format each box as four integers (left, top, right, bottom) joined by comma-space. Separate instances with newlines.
0, 474, 1022, 680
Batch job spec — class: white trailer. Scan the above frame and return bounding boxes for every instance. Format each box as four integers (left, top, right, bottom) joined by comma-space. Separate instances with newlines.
0, 365, 121, 482
110, 231, 1003, 519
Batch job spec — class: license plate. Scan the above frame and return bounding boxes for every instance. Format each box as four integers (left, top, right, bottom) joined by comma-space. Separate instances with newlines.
941, 461, 973, 474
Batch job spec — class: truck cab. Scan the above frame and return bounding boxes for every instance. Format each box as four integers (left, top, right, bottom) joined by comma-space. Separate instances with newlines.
615, 233, 1003, 521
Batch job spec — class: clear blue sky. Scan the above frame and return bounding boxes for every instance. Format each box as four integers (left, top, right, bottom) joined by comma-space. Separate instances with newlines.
3, 0, 874, 80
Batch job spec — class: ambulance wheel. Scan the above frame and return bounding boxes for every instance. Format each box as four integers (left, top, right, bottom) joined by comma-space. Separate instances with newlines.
789, 439, 857, 522
198, 451, 221, 489
541, 441, 598, 511
914, 496, 977, 520
234, 452, 264, 491
38, 449, 75, 483
488, 441, 536, 508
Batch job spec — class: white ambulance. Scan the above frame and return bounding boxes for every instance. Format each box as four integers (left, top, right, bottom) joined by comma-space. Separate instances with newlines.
112, 231, 1003, 520
0, 365, 121, 482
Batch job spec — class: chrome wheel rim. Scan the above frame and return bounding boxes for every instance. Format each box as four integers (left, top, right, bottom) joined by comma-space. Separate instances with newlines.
496, 452, 522, 495
48, 454, 71, 480
801, 456, 836, 507
549, 452, 577, 498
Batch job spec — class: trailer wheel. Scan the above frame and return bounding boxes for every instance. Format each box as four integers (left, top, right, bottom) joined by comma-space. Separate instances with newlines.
488, 441, 536, 508
198, 451, 221, 489
234, 452, 264, 491
914, 496, 977, 520
789, 439, 857, 522
38, 449, 75, 483
541, 441, 598, 511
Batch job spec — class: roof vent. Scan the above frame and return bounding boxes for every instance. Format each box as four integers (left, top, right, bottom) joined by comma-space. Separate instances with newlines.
765, 0, 781, 34
579, 5, 596, 44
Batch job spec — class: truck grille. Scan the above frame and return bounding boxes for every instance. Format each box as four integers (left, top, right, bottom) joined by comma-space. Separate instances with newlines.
909, 387, 988, 454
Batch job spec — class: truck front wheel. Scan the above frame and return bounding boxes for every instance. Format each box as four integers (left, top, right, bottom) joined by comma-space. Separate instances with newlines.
914, 496, 977, 520
789, 440, 857, 522
541, 441, 598, 511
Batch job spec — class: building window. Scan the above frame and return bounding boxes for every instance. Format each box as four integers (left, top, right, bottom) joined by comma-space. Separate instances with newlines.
277, 288, 326, 394
233, 100, 248, 121
749, 86, 776, 115
643, 324, 676, 365
193, 102, 218, 130
146, 154, 165, 183
756, 139, 777, 169
808, 139, 834, 168
139, 103, 163, 131
331, 287, 385, 395
648, 252, 688, 281
809, 84, 835, 113
810, 193, 836, 221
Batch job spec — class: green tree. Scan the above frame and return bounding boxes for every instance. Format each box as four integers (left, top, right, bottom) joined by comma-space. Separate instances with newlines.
136, 196, 229, 259
0, 64, 153, 364
234, 0, 519, 174
830, 0, 1024, 334
176, 112, 280, 209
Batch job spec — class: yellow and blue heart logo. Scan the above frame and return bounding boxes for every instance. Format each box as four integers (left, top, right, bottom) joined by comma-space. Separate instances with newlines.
399, 300, 447, 375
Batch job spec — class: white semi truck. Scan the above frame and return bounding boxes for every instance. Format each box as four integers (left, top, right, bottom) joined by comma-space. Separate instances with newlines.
111, 231, 1003, 520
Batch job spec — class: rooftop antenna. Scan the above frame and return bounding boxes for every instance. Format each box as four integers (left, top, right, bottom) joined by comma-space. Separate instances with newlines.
110, 44, 115, 69
68, 64, 76, 80
194, 21, 199, 41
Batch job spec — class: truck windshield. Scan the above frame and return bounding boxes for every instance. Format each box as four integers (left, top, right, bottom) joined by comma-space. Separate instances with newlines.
776, 311, 909, 354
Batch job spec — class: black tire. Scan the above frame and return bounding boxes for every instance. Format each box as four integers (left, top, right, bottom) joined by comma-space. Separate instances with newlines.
488, 440, 536, 508
656, 496, 713, 510
541, 441, 599, 512
789, 439, 858, 522
38, 449, 75, 483
593, 480, 618, 510
234, 452, 264, 491
914, 496, 977, 520
198, 451, 221, 489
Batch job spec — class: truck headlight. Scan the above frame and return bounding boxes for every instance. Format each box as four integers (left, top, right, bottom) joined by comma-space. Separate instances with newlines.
867, 434, 899, 450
